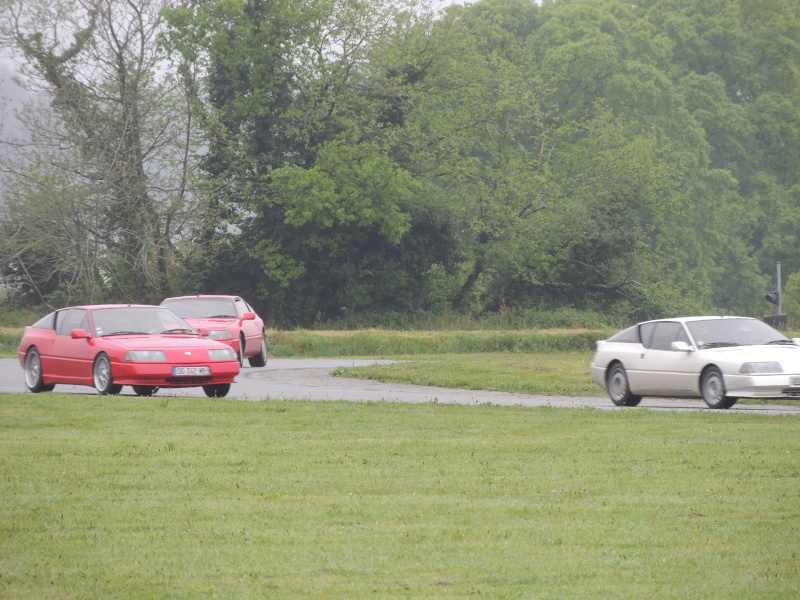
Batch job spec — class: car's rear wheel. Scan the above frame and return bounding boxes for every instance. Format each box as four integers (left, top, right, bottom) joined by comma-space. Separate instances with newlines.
94, 353, 123, 395
248, 332, 268, 367
203, 383, 230, 398
24, 347, 55, 393
606, 363, 642, 407
701, 367, 735, 409
133, 385, 159, 397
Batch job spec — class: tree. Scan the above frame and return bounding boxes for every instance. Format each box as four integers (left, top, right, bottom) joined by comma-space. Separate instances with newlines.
0, 0, 200, 305
380, 1, 690, 316
163, 0, 462, 324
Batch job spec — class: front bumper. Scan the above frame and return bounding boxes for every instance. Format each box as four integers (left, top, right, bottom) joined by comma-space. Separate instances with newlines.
725, 373, 800, 399
111, 360, 240, 388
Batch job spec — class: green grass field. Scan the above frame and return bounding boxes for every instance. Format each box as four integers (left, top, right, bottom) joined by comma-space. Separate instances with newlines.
3, 327, 800, 596
1, 393, 799, 598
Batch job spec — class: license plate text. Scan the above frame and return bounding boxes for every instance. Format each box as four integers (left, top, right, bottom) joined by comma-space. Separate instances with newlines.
173, 366, 210, 376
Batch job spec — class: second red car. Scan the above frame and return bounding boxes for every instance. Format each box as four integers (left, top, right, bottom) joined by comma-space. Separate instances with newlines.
160, 295, 268, 367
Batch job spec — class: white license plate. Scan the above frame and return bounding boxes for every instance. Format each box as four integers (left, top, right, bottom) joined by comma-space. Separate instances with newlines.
173, 366, 210, 376
791, 376, 800, 387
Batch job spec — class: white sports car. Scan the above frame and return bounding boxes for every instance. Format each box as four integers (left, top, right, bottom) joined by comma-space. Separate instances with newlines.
590, 316, 800, 409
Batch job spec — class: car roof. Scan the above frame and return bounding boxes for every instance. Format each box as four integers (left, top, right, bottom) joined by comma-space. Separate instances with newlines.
58, 304, 160, 310
162, 295, 238, 301
640, 316, 756, 325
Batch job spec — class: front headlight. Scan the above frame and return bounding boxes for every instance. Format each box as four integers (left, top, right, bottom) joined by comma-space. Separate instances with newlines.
208, 330, 233, 340
208, 348, 237, 361
125, 350, 167, 362
740, 362, 783, 374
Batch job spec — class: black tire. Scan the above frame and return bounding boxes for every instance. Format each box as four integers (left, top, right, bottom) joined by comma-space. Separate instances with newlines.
237, 336, 244, 366
606, 363, 642, 407
93, 353, 122, 395
133, 385, 159, 397
203, 383, 230, 398
248, 332, 268, 368
700, 366, 733, 409
722, 397, 738, 409
24, 347, 55, 393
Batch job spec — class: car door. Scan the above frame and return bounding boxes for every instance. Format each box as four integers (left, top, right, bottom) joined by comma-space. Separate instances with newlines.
632, 321, 697, 395
235, 297, 261, 352
48, 308, 94, 384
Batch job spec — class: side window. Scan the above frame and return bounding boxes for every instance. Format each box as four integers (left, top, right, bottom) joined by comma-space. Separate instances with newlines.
31, 312, 56, 330
646, 322, 688, 350
639, 322, 656, 348
234, 298, 249, 316
55, 309, 89, 336
607, 325, 640, 343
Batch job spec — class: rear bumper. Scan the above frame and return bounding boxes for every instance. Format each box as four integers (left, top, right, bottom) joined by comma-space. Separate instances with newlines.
589, 363, 607, 389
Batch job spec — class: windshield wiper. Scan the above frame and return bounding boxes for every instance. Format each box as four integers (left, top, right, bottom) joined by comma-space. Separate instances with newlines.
207, 314, 236, 318
161, 328, 197, 334
102, 330, 148, 336
767, 339, 794, 345
698, 342, 740, 349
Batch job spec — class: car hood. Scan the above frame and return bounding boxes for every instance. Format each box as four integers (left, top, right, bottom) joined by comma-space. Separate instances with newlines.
96, 334, 232, 352
704, 344, 800, 366
181, 317, 237, 329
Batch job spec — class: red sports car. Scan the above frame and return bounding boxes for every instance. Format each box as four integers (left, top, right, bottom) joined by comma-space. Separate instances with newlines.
160, 295, 268, 367
18, 304, 240, 397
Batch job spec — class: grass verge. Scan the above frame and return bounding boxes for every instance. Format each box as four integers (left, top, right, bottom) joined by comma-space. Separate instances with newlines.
0, 328, 22, 359
334, 352, 604, 397
1, 393, 799, 598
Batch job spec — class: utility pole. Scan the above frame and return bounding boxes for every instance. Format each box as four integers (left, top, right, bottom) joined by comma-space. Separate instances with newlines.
764, 262, 786, 330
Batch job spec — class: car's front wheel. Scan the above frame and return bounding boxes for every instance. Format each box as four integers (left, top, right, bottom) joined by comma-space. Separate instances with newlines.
606, 363, 642, 407
24, 347, 55, 393
94, 353, 123, 395
701, 367, 736, 409
203, 384, 230, 398
248, 332, 268, 368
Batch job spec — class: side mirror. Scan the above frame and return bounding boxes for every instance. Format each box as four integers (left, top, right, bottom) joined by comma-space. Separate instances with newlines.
241, 311, 256, 321
71, 329, 91, 340
671, 341, 692, 352
196, 327, 210, 337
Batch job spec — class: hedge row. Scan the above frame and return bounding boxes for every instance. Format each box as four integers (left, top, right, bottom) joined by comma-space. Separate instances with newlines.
267, 329, 614, 357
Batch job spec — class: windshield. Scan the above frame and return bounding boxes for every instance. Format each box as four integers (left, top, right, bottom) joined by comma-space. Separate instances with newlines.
161, 297, 237, 319
90, 306, 196, 337
686, 318, 787, 348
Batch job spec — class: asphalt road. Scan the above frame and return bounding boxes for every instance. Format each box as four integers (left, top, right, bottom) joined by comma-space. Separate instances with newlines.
2, 358, 800, 414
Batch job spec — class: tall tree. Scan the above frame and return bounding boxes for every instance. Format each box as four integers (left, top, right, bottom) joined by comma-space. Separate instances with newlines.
0, 0, 199, 305
381, 1, 688, 316
163, 0, 460, 324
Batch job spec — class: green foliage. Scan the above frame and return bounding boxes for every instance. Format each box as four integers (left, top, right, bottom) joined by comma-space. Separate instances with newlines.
6, 0, 800, 325
312, 305, 628, 331
785, 272, 800, 328
0, 305, 46, 328
270, 141, 415, 244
